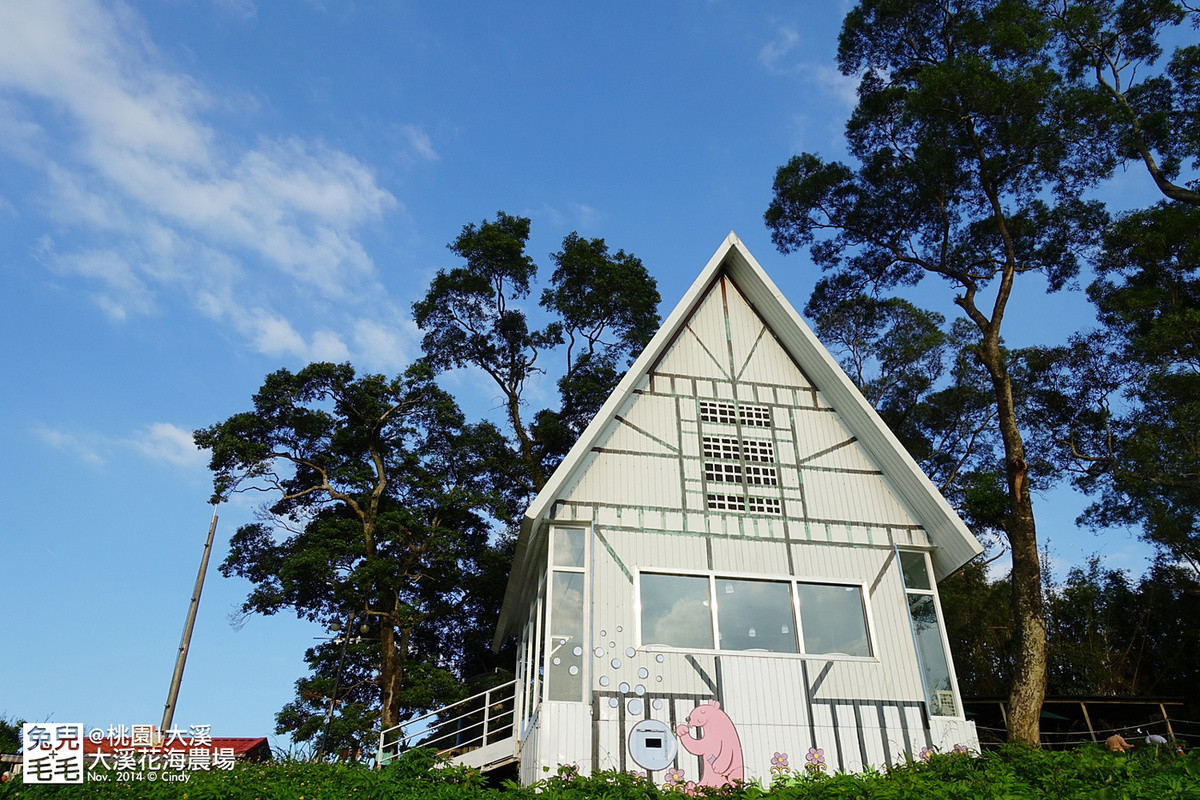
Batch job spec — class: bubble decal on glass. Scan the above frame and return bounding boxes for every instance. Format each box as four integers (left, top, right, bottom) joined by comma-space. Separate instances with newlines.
619, 682, 630, 693
609, 642, 616, 648
656, 654, 664, 663
616, 626, 623, 632
573, 646, 583, 657
635, 684, 645, 696
594, 647, 605, 658
653, 699, 663, 710
600, 630, 607, 638
552, 657, 561, 665
625, 647, 636, 658
599, 676, 610, 687
656, 676, 663, 682
628, 698, 643, 715
611, 658, 621, 669
637, 667, 649, 679
609, 697, 619, 708
569, 665, 579, 676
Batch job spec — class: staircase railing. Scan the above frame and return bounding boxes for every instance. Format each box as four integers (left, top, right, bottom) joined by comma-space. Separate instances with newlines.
377, 679, 518, 768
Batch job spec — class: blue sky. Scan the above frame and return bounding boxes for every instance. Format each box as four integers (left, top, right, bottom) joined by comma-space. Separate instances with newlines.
0, 0, 1159, 747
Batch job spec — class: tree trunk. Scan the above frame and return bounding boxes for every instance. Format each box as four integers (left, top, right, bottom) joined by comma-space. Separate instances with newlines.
507, 393, 546, 492
982, 343, 1047, 745
378, 621, 401, 734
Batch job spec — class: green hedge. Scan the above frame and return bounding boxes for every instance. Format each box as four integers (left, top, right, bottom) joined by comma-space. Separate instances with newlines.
3, 745, 1199, 800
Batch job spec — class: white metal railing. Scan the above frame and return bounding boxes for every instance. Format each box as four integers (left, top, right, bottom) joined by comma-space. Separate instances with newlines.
377, 679, 518, 768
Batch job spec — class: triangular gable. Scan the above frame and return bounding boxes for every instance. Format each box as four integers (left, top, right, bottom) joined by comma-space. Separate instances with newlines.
493, 233, 982, 647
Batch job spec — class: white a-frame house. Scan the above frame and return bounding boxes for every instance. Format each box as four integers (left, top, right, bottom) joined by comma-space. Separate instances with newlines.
493, 233, 983, 786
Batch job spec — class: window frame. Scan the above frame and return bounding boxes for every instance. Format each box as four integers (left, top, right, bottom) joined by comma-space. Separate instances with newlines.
635, 567, 877, 661
897, 548, 965, 718
542, 525, 591, 704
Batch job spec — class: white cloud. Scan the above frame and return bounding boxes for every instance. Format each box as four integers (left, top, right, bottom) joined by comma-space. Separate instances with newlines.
400, 124, 439, 162
759, 25, 800, 73
814, 64, 859, 110
40, 244, 156, 320
758, 21, 857, 111
33, 424, 106, 465
211, 0, 257, 20
35, 420, 207, 470
353, 318, 416, 372
311, 329, 352, 362
126, 422, 207, 469
0, 0, 398, 343
568, 202, 600, 229
244, 309, 310, 359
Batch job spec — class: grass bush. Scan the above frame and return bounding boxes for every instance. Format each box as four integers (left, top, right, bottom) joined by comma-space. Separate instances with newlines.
2, 744, 1197, 800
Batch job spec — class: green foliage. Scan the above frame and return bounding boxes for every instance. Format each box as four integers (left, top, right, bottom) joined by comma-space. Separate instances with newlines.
0, 716, 22, 755
194, 361, 515, 742
1074, 203, 1200, 567
1047, 0, 1200, 204
413, 212, 660, 490
5, 746, 1200, 800
938, 560, 1015, 697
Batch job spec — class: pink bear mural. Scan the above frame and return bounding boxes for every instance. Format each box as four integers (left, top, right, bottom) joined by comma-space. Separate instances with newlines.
676, 700, 744, 788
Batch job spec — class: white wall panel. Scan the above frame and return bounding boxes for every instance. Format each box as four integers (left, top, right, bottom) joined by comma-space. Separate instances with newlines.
802, 470, 919, 527
689, 281, 734, 376
655, 329, 727, 381
710, 537, 791, 575
604, 399, 679, 454
566, 453, 682, 509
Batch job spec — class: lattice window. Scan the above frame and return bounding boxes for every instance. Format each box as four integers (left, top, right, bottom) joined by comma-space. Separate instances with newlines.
703, 436, 775, 463
702, 436, 741, 460
746, 496, 782, 515
743, 464, 778, 486
741, 438, 775, 462
704, 462, 743, 483
739, 404, 772, 427
706, 493, 746, 512
699, 401, 737, 425
699, 401, 772, 428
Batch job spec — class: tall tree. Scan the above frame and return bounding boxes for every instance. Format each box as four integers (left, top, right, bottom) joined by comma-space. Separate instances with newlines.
539, 233, 658, 436
194, 361, 514, 741
765, 0, 1111, 742
412, 212, 561, 493
1052, 203, 1200, 570
1046, 0, 1200, 205
414, 213, 660, 490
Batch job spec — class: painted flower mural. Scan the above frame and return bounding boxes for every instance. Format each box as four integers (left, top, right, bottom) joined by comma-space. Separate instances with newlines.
769, 751, 791, 779
804, 747, 826, 774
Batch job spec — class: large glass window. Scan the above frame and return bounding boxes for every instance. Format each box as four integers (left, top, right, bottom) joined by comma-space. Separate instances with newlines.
546, 528, 587, 702
639, 571, 870, 657
547, 571, 584, 701
640, 573, 714, 649
899, 551, 932, 590
716, 578, 797, 653
900, 551, 958, 716
796, 583, 871, 657
553, 527, 586, 567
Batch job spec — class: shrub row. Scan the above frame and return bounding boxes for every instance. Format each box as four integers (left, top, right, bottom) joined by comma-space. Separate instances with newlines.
3, 744, 1198, 800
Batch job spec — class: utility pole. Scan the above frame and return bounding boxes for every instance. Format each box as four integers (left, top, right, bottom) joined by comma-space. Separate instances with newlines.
161, 505, 219, 734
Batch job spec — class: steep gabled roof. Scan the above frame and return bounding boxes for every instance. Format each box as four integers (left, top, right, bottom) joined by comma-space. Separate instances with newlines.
493, 233, 982, 648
